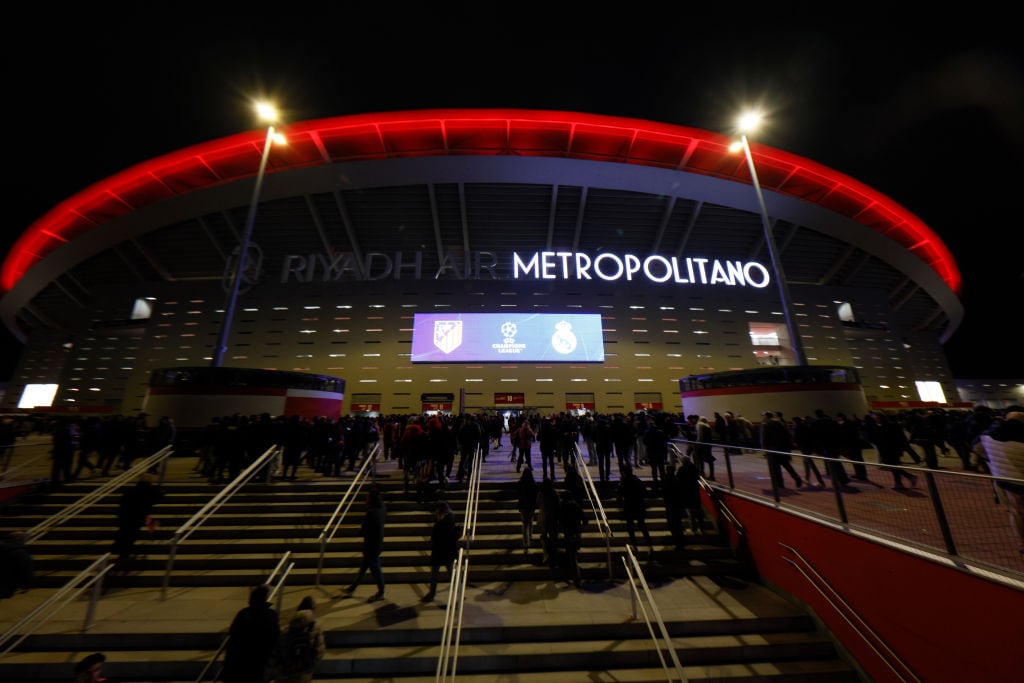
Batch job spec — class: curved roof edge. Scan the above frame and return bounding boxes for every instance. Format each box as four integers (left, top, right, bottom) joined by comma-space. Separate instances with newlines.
2, 108, 961, 295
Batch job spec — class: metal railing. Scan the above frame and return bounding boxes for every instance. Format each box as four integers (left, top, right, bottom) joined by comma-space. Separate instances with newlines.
435, 445, 483, 681
621, 544, 687, 682
194, 551, 296, 683
0, 553, 112, 657
780, 542, 921, 683
0, 450, 49, 483
669, 436, 1024, 580
570, 444, 615, 580
25, 446, 173, 544
435, 546, 470, 683
315, 442, 380, 586
459, 444, 483, 549
162, 445, 282, 599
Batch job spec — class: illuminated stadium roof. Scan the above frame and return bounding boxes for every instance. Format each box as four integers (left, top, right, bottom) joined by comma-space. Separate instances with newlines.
0, 108, 962, 344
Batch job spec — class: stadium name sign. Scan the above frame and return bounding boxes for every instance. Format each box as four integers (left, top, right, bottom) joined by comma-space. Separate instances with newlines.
280, 250, 771, 288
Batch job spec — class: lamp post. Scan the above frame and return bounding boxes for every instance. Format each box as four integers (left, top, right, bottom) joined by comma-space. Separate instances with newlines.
212, 102, 281, 368
734, 112, 806, 366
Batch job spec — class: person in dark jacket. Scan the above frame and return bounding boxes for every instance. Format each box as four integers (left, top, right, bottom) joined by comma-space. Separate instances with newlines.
223, 583, 280, 683
516, 466, 539, 554
0, 531, 33, 599
110, 472, 163, 572
617, 463, 654, 555
536, 476, 561, 568
422, 500, 460, 603
559, 490, 587, 587
343, 487, 387, 601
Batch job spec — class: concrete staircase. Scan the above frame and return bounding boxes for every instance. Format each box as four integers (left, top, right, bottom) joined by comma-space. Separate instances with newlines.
0, 451, 862, 682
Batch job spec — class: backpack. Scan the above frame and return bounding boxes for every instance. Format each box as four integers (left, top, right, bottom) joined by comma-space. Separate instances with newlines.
278, 619, 316, 675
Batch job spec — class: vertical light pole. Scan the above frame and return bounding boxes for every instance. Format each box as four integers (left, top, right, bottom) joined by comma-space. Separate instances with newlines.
212, 102, 281, 368
733, 112, 806, 366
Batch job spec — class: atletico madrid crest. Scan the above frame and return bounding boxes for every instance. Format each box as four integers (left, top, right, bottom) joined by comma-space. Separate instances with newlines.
433, 320, 463, 354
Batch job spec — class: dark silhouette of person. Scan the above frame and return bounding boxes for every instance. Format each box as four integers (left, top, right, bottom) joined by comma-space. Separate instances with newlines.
617, 463, 654, 556
422, 500, 459, 603
516, 466, 538, 554
865, 412, 919, 491
536, 476, 561, 568
110, 472, 163, 573
344, 487, 387, 601
0, 531, 33, 599
760, 411, 803, 489
811, 409, 853, 489
223, 583, 280, 683
559, 490, 587, 587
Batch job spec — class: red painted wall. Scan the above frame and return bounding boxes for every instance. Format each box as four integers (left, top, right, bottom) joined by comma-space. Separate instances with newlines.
715, 493, 1024, 682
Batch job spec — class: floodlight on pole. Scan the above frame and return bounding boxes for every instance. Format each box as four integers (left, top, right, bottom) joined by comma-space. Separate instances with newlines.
733, 111, 806, 366
211, 101, 282, 368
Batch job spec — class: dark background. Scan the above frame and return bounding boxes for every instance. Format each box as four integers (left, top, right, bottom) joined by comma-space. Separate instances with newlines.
4, 6, 1022, 380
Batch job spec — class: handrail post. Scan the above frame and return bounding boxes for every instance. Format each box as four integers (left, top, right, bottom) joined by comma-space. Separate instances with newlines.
316, 534, 326, 588
162, 534, 180, 601
84, 555, 108, 631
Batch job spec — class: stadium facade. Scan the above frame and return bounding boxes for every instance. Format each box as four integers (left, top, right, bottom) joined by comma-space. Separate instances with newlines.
0, 109, 964, 418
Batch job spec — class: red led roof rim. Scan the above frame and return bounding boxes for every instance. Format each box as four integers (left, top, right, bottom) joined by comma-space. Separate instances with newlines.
2, 108, 960, 295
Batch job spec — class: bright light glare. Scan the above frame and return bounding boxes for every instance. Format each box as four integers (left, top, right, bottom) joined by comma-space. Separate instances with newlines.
255, 101, 278, 123
728, 141, 743, 153
737, 111, 763, 134
18, 383, 58, 408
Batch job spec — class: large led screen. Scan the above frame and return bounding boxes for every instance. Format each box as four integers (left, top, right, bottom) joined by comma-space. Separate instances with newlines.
411, 313, 605, 363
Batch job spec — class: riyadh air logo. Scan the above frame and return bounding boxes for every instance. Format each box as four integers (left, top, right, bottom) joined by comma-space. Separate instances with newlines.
221, 243, 264, 295
433, 320, 463, 354
551, 320, 578, 355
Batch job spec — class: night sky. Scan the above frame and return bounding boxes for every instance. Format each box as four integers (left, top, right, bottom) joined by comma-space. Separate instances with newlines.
4, 7, 1023, 381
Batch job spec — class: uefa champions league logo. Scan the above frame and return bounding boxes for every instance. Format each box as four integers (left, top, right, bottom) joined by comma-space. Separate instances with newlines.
500, 321, 517, 341
551, 320, 578, 354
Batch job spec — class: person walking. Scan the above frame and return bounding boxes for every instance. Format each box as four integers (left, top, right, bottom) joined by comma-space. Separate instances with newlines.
422, 500, 460, 603
50, 416, 78, 487
536, 476, 561, 568
558, 490, 587, 587
593, 415, 615, 487
515, 418, 536, 473
223, 583, 280, 683
617, 463, 654, 556
110, 472, 163, 573
538, 417, 559, 482
866, 412, 919, 491
343, 487, 387, 602
760, 411, 802, 490
677, 455, 704, 533
274, 595, 326, 683
516, 466, 539, 555
792, 416, 826, 487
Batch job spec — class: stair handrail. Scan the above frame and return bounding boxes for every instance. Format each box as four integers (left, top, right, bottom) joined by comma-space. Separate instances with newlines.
314, 442, 380, 587
0, 450, 50, 481
779, 542, 922, 683
25, 446, 173, 544
459, 444, 483, 550
621, 544, 687, 683
436, 545, 470, 683
0, 553, 112, 657
193, 551, 296, 683
570, 443, 615, 580
162, 444, 282, 599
